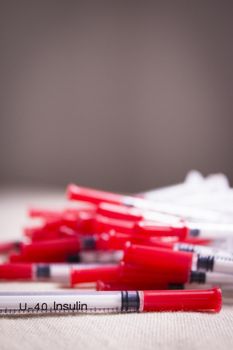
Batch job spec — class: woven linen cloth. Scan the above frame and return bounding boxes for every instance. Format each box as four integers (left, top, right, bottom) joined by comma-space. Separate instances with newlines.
0, 188, 232, 350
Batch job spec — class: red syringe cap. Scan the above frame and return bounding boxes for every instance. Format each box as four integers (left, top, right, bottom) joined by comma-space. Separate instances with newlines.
94, 215, 135, 235
71, 265, 120, 285
96, 280, 171, 291
123, 243, 193, 278
0, 263, 32, 280
21, 237, 81, 262
28, 206, 96, 219
119, 262, 188, 284
97, 203, 143, 222
0, 241, 21, 254
135, 221, 188, 240
143, 288, 222, 313
182, 237, 213, 246
67, 184, 124, 206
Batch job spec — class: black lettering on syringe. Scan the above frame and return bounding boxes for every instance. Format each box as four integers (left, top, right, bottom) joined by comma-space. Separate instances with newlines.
19, 302, 44, 312
54, 301, 87, 311
19, 303, 27, 312
18, 301, 88, 313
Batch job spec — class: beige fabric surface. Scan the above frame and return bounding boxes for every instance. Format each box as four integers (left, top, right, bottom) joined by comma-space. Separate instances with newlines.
0, 188, 233, 350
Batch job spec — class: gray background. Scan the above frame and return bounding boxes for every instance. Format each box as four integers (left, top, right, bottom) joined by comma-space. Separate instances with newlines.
1, 1, 233, 193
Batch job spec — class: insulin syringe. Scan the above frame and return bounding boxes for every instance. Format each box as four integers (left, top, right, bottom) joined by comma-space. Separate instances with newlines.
0, 288, 221, 315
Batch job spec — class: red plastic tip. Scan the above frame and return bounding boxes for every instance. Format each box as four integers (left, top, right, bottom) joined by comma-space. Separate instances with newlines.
0, 263, 32, 280
67, 184, 124, 206
123, 243, 193, 280
142, 288, 222, 313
